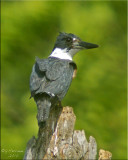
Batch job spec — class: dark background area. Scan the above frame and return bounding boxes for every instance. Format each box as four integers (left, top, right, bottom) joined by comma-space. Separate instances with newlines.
1, 1, 127, 159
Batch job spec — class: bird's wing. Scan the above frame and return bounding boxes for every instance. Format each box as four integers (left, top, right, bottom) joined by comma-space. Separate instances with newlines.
36, 58, 68, 80
30, 57, 77, 100
35, 57, 48, 71
29, 58, 60, 97
37, 59, 77, 100
29, 58, 48, 97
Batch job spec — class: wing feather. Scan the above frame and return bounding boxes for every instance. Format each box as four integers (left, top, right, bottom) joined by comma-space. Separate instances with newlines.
30, 57, 77, 100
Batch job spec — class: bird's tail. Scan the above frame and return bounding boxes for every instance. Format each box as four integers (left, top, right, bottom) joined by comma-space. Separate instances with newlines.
34, 94, 51, 127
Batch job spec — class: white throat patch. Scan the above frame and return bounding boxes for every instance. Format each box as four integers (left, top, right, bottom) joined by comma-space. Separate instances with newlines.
49, 48, 80, 60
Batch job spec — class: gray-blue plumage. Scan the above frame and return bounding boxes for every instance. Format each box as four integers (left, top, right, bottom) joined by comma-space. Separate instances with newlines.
29, 32, 98, 126
30, 57, 76, 100
30, 57, 77, 126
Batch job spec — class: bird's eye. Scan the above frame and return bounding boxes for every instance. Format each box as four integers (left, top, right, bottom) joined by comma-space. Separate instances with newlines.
66, 37, 72, 42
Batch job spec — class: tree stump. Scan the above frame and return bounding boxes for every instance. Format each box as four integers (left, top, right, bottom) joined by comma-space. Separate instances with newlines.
24, 105, 112, 160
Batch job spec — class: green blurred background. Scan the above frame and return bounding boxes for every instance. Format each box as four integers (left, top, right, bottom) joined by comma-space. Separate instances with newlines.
1, 1, 127, 159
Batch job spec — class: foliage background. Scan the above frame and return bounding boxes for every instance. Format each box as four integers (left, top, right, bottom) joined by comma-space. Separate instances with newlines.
1, 1, 127, 159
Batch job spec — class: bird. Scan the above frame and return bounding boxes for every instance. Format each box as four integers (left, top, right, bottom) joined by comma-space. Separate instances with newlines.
30, 32, 99, 126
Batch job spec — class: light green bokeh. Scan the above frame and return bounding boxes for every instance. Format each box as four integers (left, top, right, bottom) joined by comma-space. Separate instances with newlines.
1, 1, 127, 159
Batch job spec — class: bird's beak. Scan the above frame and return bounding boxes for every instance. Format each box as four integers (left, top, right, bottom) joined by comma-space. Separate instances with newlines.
79, 41, 99, 49
73, 38, 99, 49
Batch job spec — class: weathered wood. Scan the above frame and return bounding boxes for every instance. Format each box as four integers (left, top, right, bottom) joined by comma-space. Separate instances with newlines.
24, 106, 112, 160
24, 103, 63, 160
98, 149, 112, 160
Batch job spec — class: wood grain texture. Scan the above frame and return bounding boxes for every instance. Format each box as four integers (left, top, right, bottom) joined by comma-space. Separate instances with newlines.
24, 106, 111, 160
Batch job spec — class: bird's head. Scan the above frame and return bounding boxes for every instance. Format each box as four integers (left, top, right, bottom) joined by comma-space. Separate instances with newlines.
50, 32, 99, 61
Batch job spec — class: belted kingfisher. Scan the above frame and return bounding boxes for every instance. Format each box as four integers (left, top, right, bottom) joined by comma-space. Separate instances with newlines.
30, 32, 98, 126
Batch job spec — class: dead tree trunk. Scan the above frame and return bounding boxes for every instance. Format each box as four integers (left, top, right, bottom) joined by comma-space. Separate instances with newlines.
24, 105, 112, 160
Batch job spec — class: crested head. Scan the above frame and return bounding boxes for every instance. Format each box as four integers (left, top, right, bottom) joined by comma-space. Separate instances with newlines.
49, 32, 99, 61
53, 32, 81, 50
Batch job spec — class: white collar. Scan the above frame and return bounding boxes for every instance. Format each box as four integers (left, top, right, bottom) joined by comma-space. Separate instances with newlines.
49, 48, 80, 60
49, 48, 72, 60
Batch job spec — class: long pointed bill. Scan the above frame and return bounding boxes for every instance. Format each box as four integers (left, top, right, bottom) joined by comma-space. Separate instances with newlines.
79, 41, 99, 49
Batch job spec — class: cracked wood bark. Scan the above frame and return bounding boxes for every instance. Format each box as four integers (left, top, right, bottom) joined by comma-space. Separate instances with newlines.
24, 106, 111, 160
98, 149, 112, 160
